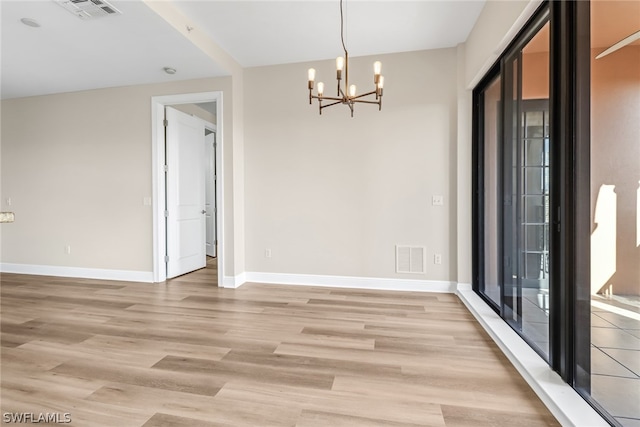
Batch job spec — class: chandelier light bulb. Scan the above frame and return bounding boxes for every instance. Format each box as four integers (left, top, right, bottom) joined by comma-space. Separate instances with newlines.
317, 82, 324, 96
376, 75, 384, 98
349, 84, 357, 97
374, 61, 382, 75
336, 57, 345, 71
308, 68, 316, 82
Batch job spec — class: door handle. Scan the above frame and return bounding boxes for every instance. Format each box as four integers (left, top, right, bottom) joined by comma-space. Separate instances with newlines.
201, 210, 206, 214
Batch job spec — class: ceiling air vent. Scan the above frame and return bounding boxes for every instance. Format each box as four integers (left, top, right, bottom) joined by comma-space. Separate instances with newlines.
54, 0, 122, 20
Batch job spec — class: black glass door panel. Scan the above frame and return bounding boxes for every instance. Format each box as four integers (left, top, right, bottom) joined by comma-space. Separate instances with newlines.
479, 74, 503, 308
502, 21, 551, 359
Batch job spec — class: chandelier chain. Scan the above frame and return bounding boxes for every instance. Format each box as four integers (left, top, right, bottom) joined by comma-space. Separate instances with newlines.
340, 0, 348, 56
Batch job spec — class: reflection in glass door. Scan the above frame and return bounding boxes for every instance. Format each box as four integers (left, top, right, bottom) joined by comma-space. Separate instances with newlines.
587, 0, 640, 424
521, 103, 550, 354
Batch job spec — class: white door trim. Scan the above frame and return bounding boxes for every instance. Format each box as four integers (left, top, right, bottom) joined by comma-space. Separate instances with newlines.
151, 91, 224, 285
204, 123, 217, 258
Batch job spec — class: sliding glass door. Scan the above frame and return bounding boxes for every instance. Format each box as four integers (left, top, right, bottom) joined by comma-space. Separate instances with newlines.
475, 11, 551, 360
503, 21, 551, 358
473, 0, 638, 424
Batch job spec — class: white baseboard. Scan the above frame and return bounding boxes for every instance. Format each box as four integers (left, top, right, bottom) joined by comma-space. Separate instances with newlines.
0, 263, 153, 283
222, 272, 246, 288
244, 272, 456, 293
456, 289, 608, 427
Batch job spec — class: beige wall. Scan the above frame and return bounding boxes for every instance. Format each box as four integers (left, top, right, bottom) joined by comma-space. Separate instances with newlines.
1, 77, 233, 273
455, 44, 472, 285
244, 49, 458, 281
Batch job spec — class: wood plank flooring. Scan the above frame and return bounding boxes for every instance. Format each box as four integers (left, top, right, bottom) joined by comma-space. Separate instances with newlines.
1, 261, 558, 426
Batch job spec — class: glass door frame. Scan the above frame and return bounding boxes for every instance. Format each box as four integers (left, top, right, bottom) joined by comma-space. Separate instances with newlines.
548, 0, 592, 406
473, 4, 554, 362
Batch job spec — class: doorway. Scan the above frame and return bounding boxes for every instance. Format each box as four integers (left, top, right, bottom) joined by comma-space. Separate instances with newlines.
151, 91, 224, 285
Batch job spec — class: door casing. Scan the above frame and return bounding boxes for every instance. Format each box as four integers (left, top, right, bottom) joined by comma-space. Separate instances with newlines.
205, 126, 217, 258
151, 91, 224, 284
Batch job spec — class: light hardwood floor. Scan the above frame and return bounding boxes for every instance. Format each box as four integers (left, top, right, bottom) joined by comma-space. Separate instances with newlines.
1, 261, 558, 426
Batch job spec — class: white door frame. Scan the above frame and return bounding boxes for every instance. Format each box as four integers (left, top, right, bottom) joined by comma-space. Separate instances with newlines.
204, 124, 217, 258
151, 91, 224, 285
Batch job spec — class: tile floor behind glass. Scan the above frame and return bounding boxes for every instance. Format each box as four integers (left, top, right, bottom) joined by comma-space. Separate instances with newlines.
591, 297, 640, 427
522, 289, 550, 355
521, 289, 640, 426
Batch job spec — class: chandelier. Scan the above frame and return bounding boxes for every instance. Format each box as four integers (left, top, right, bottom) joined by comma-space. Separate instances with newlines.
307, 0, 384, 117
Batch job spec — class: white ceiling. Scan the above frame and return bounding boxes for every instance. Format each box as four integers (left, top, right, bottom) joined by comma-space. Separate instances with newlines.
1, 0, 486, 100
173, 0, 486, 67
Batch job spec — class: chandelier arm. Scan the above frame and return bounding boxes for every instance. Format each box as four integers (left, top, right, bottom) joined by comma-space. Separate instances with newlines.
313, 96, 342, 102
321, 100, 344, 109
352, 100, 382, 105
349, 90, 378, 100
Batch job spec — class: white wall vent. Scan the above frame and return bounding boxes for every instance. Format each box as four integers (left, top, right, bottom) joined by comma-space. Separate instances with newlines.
54, 0, 122, 20
396, 245, 426, 274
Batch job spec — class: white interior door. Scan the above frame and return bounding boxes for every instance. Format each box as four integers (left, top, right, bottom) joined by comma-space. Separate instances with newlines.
165, 106, 206, 278
205, 129, 217, 257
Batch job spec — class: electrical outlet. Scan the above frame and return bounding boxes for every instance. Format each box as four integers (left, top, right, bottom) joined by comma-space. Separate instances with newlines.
265, 248, 272, 258
432, 195, 444, 206
434, 253, 442, 265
